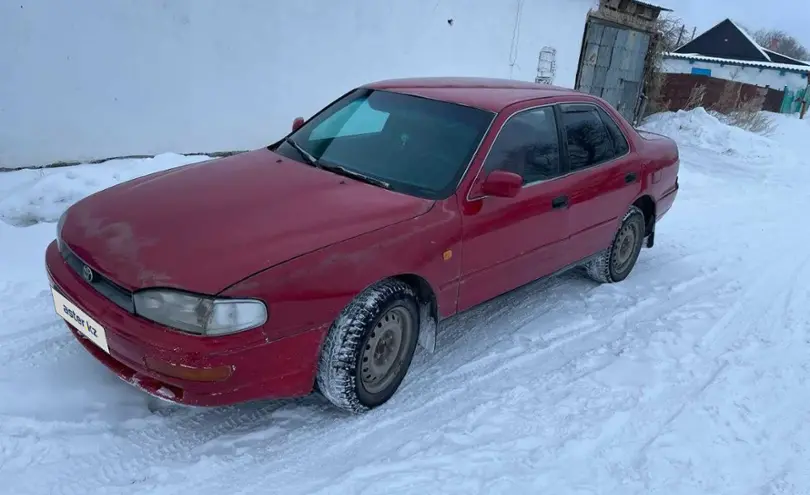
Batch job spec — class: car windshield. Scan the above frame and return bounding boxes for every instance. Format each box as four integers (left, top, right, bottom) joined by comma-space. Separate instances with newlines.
273, 88, 494, 199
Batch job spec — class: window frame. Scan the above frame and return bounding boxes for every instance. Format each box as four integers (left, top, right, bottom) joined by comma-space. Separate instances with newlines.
467, 103, 567, 200
557, 102, 632, 174
597, 105, 630, 157
467, 99, 635, 201
479, 104, 565, 186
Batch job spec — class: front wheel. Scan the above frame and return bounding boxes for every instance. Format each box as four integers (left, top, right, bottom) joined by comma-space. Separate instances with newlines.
585, 205, 646, 283
316, 279, 420, 413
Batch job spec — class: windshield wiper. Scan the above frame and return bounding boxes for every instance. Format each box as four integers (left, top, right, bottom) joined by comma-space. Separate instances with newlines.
316, 162, 391, 189
283, 137, 318, 166
283, 137, 390, 190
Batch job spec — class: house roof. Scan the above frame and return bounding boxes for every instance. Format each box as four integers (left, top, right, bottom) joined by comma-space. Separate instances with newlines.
674, 18, 809, 67
633, 0, 672, 12
664, 52, 810, 74
763, 48, 810, 66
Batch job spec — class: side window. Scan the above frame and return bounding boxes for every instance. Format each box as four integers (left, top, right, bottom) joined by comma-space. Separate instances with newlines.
482, 107, 561, 184
596, 106, 630, 156
560, 105, 618, 171
309, 99, 389, 140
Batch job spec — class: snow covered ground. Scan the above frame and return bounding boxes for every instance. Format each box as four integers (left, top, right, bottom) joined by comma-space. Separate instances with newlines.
2, 109, 810, 494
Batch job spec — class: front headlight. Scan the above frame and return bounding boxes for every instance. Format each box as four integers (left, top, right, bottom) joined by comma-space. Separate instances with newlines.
56, 210, 68, 247
133, 289, 267, 336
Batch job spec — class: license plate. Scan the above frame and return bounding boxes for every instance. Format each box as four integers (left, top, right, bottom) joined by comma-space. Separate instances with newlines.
52, 288, 110, 354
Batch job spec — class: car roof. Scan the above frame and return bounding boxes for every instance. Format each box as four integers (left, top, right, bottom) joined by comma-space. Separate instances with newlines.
364, 77, 582, 113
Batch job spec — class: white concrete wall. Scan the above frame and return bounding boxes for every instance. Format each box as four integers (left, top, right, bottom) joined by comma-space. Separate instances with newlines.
662, 57, 808, 92
0, 0, 596, 168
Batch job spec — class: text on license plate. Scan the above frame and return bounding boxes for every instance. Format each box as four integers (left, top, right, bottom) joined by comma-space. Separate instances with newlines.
52, 288, 110, 354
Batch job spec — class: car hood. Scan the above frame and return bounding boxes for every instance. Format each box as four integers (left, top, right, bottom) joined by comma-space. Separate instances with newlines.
60, 149, 433, 294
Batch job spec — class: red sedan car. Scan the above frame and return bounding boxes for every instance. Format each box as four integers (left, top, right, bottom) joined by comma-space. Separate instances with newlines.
46, 77, 679, 413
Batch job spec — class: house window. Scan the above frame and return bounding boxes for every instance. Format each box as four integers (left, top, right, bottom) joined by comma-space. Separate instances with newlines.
691, 67, 712, 76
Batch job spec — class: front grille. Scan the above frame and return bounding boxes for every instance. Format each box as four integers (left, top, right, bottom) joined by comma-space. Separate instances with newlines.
59, 241, 135, 313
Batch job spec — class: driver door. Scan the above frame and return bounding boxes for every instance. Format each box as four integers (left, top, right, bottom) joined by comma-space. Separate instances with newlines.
457, 103, 571, 311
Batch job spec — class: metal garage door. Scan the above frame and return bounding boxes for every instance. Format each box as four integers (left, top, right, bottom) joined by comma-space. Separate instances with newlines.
576, 19, 651, 122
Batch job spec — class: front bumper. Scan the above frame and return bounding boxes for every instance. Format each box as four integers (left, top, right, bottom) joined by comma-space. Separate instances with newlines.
45, 240, 326, 406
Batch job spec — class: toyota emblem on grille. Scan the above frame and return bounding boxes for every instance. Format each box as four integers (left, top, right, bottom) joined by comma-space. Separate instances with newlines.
82, 265, 94, 283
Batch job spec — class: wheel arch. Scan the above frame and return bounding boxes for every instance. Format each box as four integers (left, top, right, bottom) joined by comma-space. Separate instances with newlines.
392, 273, 438, 353
632, 194, 656, 237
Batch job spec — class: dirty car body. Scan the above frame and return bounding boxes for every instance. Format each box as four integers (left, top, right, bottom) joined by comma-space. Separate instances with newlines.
45, 77, 679, 411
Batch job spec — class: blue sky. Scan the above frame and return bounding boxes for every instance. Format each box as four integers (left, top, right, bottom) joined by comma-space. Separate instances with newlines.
655, 0, 810, 49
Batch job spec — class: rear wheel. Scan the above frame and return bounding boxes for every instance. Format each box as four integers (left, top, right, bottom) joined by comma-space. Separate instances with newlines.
316, 279, 419, 413
585, 205, 645, 283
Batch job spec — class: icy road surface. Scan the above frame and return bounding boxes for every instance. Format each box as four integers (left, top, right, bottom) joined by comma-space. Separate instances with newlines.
2, 110, 810, 494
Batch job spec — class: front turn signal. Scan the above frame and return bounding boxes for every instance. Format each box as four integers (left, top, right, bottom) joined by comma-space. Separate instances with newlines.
144, 356, 233, 382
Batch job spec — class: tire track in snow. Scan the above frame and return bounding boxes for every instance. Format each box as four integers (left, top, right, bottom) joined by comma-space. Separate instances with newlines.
0, 332, 79, 370
567, 250, 810, 479
632, 252, 810, 493
696, 251, 810, 354
441, 265, 731, 383
0, 294, 83, 370
8, 398, 317, 495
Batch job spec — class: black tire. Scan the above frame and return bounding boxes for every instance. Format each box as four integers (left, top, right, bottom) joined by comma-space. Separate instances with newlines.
585, 205, 646, 283
316, 279, 420, 413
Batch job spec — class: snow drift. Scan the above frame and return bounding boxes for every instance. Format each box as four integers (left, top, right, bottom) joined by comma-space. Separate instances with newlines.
0, 153, 210, 227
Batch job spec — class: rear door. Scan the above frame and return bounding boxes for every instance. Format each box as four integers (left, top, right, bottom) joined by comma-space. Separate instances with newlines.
555, 102, 642, 265
457, 103, 570, 311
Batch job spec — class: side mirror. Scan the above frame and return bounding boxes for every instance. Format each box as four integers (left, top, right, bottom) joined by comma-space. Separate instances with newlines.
480, 170, 522, 198
292, 117, 305, 132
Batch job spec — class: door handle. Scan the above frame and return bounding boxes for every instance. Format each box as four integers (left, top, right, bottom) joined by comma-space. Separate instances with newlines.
551, 195, 569, 209
625, 172, 637, 184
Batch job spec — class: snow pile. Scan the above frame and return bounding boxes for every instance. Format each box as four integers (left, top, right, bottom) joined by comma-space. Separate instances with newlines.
0, 153, 211, 227
640, 107, 781, 160
639, 108, 805, 184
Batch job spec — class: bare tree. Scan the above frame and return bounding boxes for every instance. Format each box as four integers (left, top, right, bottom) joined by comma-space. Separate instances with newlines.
738, 24, 810, 61
754, 29, 809, 60
641, 15, 695, 117
657, 15, 694, 52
